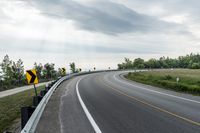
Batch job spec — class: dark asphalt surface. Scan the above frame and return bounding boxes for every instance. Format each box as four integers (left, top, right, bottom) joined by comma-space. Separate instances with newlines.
36, 77, 94, 133
36, 71, 200, 133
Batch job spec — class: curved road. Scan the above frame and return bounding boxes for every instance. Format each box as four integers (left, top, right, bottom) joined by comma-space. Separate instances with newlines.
36, 71, 200, 133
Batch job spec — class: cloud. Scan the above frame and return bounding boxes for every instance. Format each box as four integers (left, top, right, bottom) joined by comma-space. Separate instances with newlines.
1, 0, 200, 70
115, 0, 200, 19
0, 6, 10, 23
26, 0, 182, 35
0, 34, 173, 55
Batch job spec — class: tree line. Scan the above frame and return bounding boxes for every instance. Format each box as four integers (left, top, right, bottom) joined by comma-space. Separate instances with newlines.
0, 55, 81, 91
118, 53, 200, 70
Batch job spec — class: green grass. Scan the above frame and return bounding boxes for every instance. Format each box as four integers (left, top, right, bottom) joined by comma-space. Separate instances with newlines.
0, 86, 44, 133
125, 69, 200, 95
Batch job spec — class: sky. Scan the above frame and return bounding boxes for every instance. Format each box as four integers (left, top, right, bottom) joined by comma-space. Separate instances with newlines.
0, 0, 200, 70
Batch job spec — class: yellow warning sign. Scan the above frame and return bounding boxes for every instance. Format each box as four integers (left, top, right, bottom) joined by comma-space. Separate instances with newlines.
61, 68, 66, 75
26, 69, 38, 84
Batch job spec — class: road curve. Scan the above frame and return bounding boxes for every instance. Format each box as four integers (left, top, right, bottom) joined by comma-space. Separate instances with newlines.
36, 71, 200, 133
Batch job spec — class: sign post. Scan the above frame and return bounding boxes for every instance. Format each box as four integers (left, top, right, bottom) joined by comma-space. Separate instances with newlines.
176, 77, 179, 84
33, 84, 37, 96
26, 69, 39, 96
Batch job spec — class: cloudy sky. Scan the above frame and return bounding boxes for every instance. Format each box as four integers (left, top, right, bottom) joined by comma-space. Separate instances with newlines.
0, 0, 200, 70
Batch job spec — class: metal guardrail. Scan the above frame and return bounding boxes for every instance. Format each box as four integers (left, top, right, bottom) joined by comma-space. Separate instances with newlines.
21, 70, 118, 133
21, 75, 69, 133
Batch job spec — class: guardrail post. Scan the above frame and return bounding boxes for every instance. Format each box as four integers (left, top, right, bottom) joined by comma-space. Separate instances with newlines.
33, 96, 43, 107
40, 89, 47, 97
21, 106, 36, 129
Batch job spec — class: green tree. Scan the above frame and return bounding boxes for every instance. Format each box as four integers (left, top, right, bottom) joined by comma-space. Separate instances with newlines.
125, 58, 133, 69
43, 63, 57, 79
145, 58, 160, 68
0, 55, 13, 88
11, 59, 25, 86
34, 62, 43, 79
118, 53, 200, 70
117, 58, 133, 69
117, 64, 124, 70
159, 57, 169, 68
70, 62, 76, 73
133, 58, 145, 68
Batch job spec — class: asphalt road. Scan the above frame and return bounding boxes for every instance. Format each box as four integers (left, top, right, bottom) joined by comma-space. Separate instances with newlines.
36, 71, 200, 133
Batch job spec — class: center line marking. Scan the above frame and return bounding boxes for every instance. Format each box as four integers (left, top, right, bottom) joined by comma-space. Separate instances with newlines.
100, 77, 200, 127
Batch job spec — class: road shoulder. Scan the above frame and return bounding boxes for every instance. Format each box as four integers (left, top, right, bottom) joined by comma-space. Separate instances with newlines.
35, 81, 67, 133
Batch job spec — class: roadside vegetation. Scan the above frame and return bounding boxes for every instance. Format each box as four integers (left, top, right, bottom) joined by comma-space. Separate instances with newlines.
0, 85, 44, 133
118, 53, 200, 95
125, 69, 200, 95
0, 55, 82, 91
118, 53, 200, 69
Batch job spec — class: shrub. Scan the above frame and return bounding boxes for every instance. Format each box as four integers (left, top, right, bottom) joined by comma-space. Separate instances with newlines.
164, 75, 173, 80
191, 63, 200, 69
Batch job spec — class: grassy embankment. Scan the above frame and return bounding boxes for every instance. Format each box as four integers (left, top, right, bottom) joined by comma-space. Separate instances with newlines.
0, 86, 44, 133
125, 69, 200, 95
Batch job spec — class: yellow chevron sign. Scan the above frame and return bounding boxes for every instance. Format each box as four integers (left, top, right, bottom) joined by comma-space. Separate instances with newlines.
61, 68, 66, 75
26, 69, 38, 84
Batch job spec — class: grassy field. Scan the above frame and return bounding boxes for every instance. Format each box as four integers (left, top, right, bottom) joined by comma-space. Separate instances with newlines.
125, 69, 200, 95
0, 86, 44, 133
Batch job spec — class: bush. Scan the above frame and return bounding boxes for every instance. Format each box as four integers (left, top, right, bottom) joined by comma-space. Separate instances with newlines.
163, 75, 173, 80
147, 74, 153, 79
191, 63, 200, 69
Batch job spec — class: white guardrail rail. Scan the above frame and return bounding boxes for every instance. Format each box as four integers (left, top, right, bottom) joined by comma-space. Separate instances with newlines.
21, 70, 119, 133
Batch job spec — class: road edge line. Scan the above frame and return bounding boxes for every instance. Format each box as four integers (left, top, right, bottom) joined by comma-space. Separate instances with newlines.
114, 74, 200, 104
76, 78, 102, 133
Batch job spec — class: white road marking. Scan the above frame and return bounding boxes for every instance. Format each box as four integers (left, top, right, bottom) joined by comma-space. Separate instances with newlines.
113, 74, 200, 104
76, 78, 102, 133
